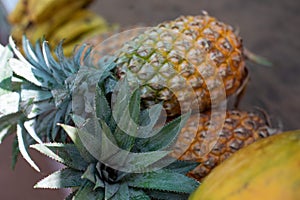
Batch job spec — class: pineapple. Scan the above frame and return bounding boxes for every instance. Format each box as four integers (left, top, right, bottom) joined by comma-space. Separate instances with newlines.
112, 12, 247, 116
171, 109, 279, 181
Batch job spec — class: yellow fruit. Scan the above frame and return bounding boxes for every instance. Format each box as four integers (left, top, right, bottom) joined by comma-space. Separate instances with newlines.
8, 0, 112, 57
27, 0, 93, 23
24, 0, 94, 41
189, 130, 300, 200
62, 26, 114, 56
115, 12, 247, 117
49, 9, 109, 45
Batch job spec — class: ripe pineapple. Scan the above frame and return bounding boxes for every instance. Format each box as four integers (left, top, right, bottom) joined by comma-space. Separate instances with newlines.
171, 109, 279, 181
113, 12, 247, 116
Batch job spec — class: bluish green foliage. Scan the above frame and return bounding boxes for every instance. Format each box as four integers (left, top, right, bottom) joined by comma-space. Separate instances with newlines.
32, 79, 199, 199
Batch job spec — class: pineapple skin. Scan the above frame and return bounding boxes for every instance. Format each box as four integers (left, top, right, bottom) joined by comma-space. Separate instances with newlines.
171, 110, 278, 181
115, 13, 247, 117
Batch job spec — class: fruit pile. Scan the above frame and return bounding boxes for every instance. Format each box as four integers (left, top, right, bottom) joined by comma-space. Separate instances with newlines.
0, 1, 299, 199
8, 0, 113, 56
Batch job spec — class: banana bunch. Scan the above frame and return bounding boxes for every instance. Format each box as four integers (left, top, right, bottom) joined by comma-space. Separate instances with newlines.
8, 0, 113, 56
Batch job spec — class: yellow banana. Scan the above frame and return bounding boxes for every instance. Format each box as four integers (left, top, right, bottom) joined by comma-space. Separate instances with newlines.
27, 0, 93, 23
7, 0, 29, 24
50, 10, 110, 45
61, 27, 113, 56
25, 0, 92, 42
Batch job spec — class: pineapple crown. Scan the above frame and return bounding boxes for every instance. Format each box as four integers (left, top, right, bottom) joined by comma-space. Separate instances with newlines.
30, 72, 199, 199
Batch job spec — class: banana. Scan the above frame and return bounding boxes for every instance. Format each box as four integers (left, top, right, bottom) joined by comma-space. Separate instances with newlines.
8, 0, 112, 57
27, 0, 93, 23
7, 0, 29, 24
24, 0, 92, 43
49, 10, 110, 45
61, 27, 113, 56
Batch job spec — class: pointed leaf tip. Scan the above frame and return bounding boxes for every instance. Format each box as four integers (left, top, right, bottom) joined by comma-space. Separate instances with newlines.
17, 124, 40, 172
34, 168, 83, 189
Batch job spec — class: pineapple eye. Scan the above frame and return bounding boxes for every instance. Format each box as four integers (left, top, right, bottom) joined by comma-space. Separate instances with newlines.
243, 119, 257, 129
258, 128, 269, 138
197, 38, 212, 51
229, 139, 243, 151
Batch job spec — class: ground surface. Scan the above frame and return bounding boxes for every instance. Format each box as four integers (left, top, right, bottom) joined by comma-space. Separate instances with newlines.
1, 0, 299, 199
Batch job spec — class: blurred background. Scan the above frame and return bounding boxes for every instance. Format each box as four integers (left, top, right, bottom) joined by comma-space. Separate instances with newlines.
0, 0, 299, 199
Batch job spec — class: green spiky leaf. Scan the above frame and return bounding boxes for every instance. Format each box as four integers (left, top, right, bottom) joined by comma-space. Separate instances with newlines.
165, 160, 200, 175
81, 163, 105, 190
111, 183, 130, 200
81, 163, 97, 184
73, 181, 104, 200
244, 48, 273, 67
105, 183, 120, 200
136, 111, 191, 152
0, 44, 13, 95
128, 189, 150, 200
16, 122, 40, 171
50, 41, 69, 83
137, 104, 163, 138
72, 117, 108, 160
10, 37, 58, 88
31, 143, 88, 170
103, 76, 117, 94
34, 110, 56, 141
11, 136, 19, 169
9, 58, 45, 87
22, 99, 54, 119
24, 119, 43, 144
94, 174, 105, 189
146, 190, 190, 200
95, 84, 112, 126
22, 36, 51, 75
96, 56, 117, 83
71, 66, 101, 119
20, 84, 52, 102
34, 168, 84, 189
0, 125, 14, 143
0, 112, 22, 143
60, 123, 95, 163
126, 169, 199, 194
51, 99, 70, 140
